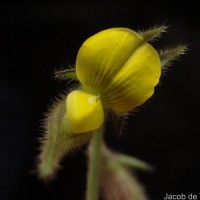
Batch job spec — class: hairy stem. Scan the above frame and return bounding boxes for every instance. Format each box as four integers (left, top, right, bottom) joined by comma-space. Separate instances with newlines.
86, 127, 104, 200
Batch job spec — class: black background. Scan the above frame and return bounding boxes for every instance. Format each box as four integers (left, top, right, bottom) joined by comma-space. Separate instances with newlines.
0, 0, 199, 200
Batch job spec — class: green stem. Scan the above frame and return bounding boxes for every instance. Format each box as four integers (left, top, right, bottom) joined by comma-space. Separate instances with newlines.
86, 127, 104, 200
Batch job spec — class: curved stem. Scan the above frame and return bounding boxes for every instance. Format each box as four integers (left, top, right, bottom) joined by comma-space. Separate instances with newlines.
86, 127, 104, 200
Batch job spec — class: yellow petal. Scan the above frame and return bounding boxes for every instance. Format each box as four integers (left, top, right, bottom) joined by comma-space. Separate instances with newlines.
66, 90, 104, 133
76, 28, 144, 91
104, 42, 161, 112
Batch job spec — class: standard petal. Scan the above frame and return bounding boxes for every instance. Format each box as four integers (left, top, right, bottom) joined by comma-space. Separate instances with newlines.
66, 90, 104, 133
104, 42, 161, 112
76, 28, 144, 91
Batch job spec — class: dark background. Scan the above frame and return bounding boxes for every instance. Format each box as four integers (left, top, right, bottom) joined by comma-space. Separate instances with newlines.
0, 0, 199, 200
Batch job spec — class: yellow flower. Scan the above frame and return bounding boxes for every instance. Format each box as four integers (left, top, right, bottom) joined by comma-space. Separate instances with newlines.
76, 28, 161, 112
67, 28, 161, 133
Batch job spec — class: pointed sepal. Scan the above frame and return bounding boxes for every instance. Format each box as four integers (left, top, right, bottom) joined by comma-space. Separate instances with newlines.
37, 95, 92, 181
139, 25, 168, 42
159, 45, 188, 71
54, 68, 78, 80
